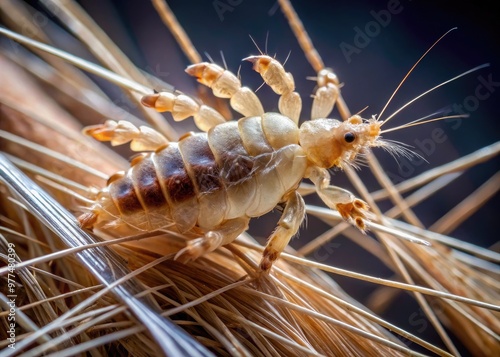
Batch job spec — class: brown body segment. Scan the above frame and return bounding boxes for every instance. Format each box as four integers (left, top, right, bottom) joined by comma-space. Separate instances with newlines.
153, 144, 197, 204
178, 133, 223, 194
102, 134, 233, 232
152, 143, 200, 232
108, 175, 143, 214
131, 157, 167, 209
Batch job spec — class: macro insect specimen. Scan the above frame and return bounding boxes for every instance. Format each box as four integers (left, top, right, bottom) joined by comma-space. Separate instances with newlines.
79, 55, 382, 271
1, 1, 498, 356
76, 27, 463, 272
70, 0, 497, 276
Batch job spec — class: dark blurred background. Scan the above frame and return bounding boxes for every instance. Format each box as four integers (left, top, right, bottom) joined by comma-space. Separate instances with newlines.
8, 1, 500, 354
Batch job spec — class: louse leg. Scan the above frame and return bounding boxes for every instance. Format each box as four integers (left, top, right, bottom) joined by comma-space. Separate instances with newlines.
185, 62, 264, 117
83, 119, 169, 151
174, 217, 250, 263
260, 191, 305, 272
245, 55, 302, 124
276, 0, 351, 121
141, 91, 226, 132
307, 167, 370, 231
311, 68, 340, 119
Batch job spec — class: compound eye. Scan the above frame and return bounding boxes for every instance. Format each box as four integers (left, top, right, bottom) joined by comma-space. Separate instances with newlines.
344, 132, 356, 143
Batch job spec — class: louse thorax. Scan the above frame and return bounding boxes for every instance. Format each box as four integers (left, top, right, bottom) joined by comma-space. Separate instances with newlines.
299, 115, 382, 169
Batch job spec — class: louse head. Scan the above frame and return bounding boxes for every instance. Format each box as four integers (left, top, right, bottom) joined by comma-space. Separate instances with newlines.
299, 115, 383, 169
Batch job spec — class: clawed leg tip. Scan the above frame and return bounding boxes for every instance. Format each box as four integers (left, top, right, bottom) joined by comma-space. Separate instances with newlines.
259, 262, 272, 273
336, 201, 371, 232
173, 249, 190, 263
354, 199, 368, 210
355, 217, 366, 231
242, 55, 259, 62
258, 249, 280, 275
174, 244, 201, 264
141, 93, 160, 108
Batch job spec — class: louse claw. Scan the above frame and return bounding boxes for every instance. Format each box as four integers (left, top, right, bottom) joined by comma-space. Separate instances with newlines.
336, 199, 370, 232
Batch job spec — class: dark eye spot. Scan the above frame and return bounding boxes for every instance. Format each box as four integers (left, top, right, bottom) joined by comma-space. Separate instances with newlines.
344, 132, 355, 143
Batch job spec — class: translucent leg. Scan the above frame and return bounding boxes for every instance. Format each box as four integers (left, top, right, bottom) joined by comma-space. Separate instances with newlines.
260, 191, 305, 272
141, 91, 225, 132
83, 119, 168, 151
175, 217, 250, 263
245, 55, 302, 124
307, 166, 370, 231
186, 62, 264, 117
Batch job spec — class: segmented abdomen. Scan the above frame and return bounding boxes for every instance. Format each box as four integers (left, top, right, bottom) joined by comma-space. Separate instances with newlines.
87, 112, 308, 232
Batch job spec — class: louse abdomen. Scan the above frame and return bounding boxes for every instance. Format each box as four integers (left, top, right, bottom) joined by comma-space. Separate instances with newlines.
93, 113, 308, 232
106, 139, 198, 232
105, 131, 233, 232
